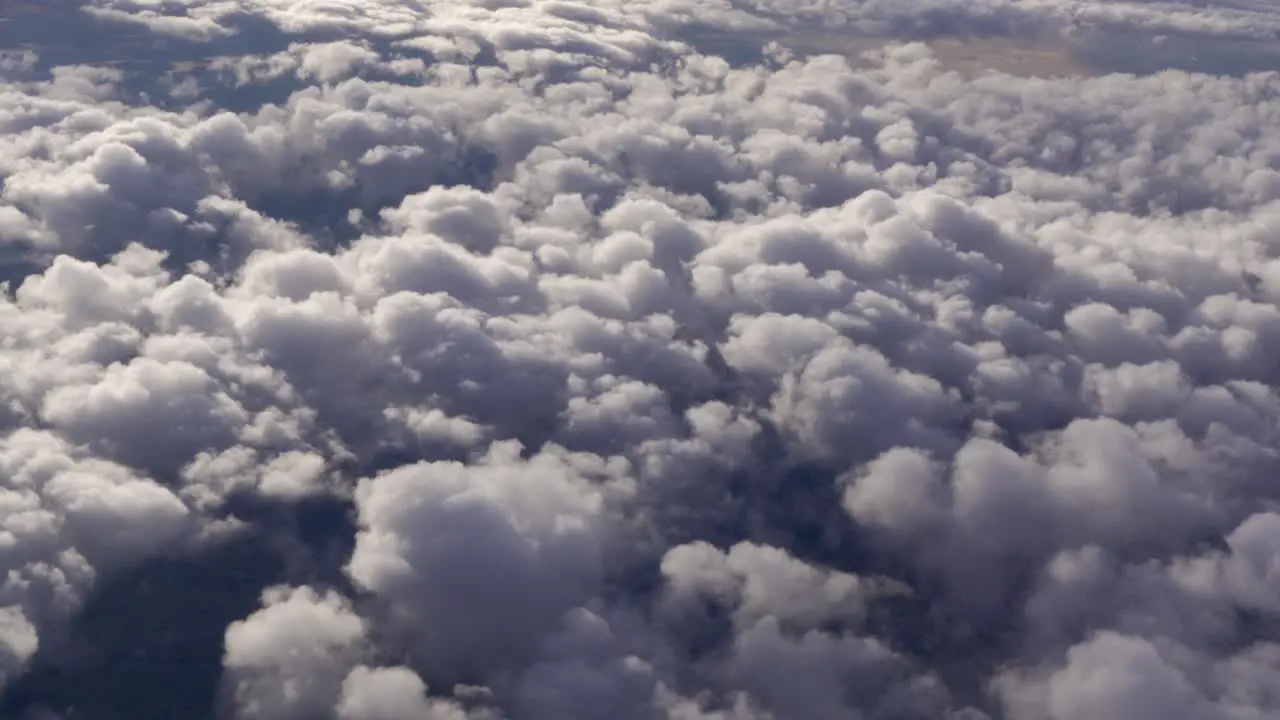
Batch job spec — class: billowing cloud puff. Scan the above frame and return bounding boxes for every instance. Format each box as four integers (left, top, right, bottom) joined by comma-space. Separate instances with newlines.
1, 0, 1279, 718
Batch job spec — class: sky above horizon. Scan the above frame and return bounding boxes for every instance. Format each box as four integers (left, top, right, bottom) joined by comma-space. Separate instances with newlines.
2, 1, 1280, 719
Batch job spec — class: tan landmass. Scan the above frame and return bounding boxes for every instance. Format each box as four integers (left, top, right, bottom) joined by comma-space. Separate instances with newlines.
924, 35, 1098, 78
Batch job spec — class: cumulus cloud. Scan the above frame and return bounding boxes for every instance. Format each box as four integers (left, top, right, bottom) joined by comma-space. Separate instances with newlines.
1, 0, 1280, 717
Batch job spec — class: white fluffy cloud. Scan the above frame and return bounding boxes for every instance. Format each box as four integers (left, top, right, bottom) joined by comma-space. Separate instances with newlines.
1, 0, 1280, 717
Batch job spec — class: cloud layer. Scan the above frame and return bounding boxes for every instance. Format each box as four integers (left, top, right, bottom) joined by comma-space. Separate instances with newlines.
1, 0, 1280, 718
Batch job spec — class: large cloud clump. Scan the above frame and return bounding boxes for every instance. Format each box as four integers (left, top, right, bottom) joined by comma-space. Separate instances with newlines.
1, 0, 1280, 717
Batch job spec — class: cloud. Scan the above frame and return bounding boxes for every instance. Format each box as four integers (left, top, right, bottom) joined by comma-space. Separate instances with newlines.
1, 0, 1280, 718
0, 428, 193, 687
223, 585, 368, 719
